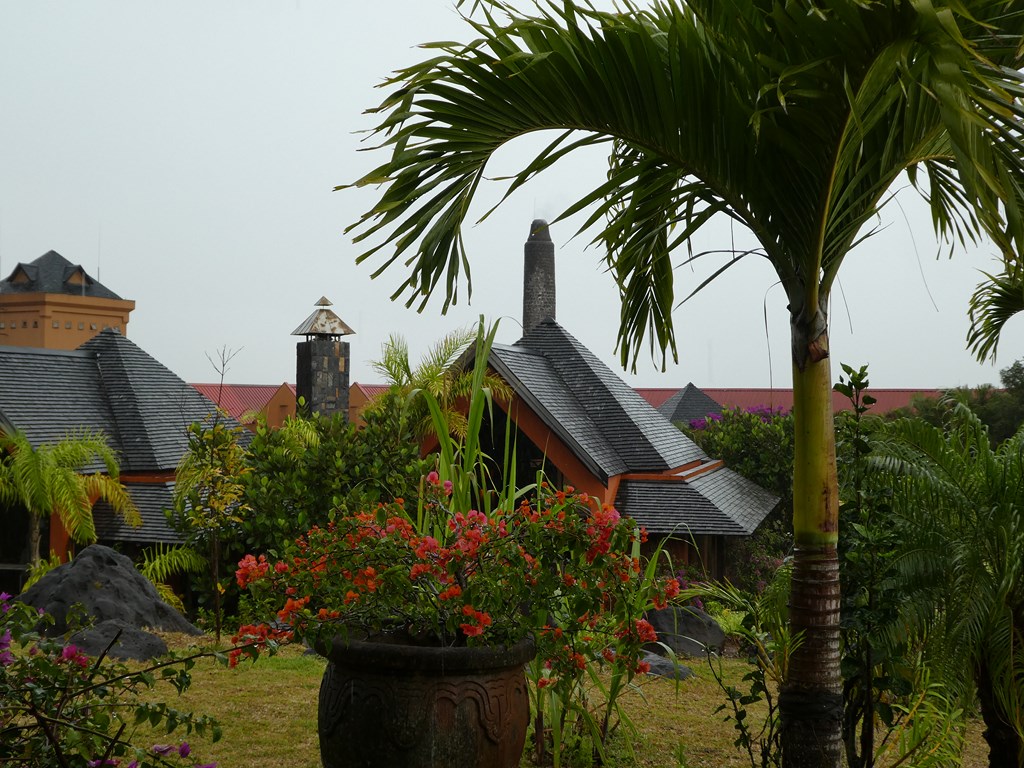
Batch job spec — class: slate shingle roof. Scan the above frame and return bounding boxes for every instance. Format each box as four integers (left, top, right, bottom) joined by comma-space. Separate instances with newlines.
615, 469, 778, 536
507, 320, 705, 474
0, 250, 123, 300
0, 347, 119, 464
0, 331, 237, 545
658, 383, 723, 425
94, 482, 179, 544
487, 319, 778, 537
489, 341, 627, 480
686, 468, 781, 534
614, 480, 749, 536
77, 331, 221, 472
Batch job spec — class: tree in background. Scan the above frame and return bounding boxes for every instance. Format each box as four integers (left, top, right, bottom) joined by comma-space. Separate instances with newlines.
969, 255, 1024, 362
833, 365, 917, 768
685, 407, 793, 592
370, 327, 512, 440
238, 405, 428, 558
893, 357, 1024, 443
172, 403, 428, 629
173, 416, 252, 641
342, 3, 1024, 764
871, 402, 1024, 768
0, 429, 138, 569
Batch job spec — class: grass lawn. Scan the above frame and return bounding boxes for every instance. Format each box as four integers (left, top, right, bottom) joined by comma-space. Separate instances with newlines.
152, 634, 991, 768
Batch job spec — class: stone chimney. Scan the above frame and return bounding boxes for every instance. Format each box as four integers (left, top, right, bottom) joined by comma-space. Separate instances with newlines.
523, 219, 555, 334
291, 297, 355, 420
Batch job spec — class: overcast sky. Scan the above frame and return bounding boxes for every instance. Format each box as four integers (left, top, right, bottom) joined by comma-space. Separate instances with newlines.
2, 1, 1021, 392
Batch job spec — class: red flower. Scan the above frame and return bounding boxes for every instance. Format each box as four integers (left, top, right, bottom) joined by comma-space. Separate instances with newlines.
235, 554, 269, 588
635, 619, 657, 643
459, 604, 492, 637
277, 596, 310, 624
438, 584, 462, 601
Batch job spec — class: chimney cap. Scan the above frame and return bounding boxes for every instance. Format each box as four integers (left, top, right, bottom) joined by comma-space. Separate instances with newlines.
528, 220, 551, 242
291, 296, 355, 339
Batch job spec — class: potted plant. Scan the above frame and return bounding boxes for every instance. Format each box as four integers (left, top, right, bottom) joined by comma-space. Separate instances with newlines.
232, 321, 678, 768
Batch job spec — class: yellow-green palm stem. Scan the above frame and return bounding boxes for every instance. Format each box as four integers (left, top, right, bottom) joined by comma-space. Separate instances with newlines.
791, 346, 839, 548
782, 340, 843, 767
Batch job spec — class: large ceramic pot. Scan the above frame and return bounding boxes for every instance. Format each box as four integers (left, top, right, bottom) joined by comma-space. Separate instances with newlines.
318, 635, 535, 768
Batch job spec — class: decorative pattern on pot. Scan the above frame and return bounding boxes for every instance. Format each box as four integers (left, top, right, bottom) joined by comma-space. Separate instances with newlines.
318, 636, 535, 768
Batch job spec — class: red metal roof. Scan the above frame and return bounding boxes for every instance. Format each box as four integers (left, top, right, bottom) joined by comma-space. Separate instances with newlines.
635, 387, 945, 414
191, 383, 291, 421
632, 387, 679, 409
351, 383, 390, 398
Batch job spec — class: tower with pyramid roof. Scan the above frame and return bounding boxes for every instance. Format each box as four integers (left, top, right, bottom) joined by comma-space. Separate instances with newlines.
292, 297, 355, 421
0, 250, 135, 349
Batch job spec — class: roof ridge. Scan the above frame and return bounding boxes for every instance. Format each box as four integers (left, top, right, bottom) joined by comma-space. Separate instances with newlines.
520, 321, 705, 470
87, 332, 146, 468
489, 341, 626, 480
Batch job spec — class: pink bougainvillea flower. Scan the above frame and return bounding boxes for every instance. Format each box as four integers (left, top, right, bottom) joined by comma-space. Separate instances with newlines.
178, 742, 191, 757
59, 644, 89, 668
151, 744, 175, 756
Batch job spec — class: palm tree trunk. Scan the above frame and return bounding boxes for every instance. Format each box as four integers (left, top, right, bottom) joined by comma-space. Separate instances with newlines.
976, 660, 1022, 768
27, 511, 42, 569
780, 327, 843, 768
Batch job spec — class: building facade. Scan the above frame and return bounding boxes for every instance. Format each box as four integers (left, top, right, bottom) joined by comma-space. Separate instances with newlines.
0, 251, 134, 350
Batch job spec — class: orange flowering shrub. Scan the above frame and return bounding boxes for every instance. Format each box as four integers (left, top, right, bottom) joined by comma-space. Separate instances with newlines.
233, 476, 677, 672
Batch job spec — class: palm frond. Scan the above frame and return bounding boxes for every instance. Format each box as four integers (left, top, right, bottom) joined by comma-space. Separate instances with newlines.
873, 401, 1024, 728
347, 0, 1024, 369
968, 258, 1024, 362
140, 543, 206, 584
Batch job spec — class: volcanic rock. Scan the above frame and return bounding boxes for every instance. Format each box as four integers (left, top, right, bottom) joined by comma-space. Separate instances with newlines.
19, 544, 201, 653
645, 606, 725, 658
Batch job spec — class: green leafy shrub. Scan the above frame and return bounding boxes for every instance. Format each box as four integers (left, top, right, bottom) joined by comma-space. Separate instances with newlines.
684, 408, 793, 592
0, 593, 233, 768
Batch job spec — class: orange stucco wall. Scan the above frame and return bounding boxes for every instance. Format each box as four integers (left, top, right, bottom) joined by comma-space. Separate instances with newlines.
262, 384, 296, 428
0, 293, 134, 350
349, 387, 373, 427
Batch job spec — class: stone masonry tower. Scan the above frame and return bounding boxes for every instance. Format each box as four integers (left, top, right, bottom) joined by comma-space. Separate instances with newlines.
522, 219, 555, 335
292, 297, 355, 420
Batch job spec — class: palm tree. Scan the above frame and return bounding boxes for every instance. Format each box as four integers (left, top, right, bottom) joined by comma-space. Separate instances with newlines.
341, 3, 1024, 764
969, 255, 1024, 362
370, 327, 512, 440
872, 402, 1024, 768
0, 429, 139, 568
